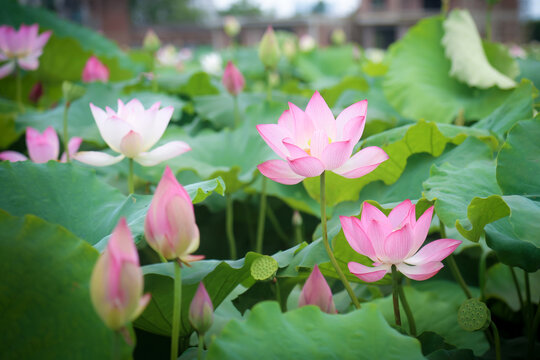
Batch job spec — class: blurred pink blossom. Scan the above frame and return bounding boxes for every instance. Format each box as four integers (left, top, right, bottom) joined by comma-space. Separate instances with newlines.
82, 56, 109, 83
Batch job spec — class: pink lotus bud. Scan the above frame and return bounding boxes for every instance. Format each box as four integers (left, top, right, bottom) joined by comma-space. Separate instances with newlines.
222, 61, 245, 96
90, 218, 150, 330
28, 82, 43, 104
26, 126, 59, 163
189, 283, 214, 334
144, 166, 203, 262
298, 265, 337, 314
82, 56, 109, 83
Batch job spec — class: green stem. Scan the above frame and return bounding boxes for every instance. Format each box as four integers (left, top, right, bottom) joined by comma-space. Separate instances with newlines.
197, 332, 204, 360
274, 278, 284, 311
112, 330, 122, 360
491, 322, 501, 360
128, 158, 135, 194
226, 194, 237, 260
479, 251, 489, 302
398, 279, 416, 336
446, 254, 473, 299
16, 65, 24, 113
233, 95, 240, 128
151, 54, 158, 92
320, 172, 361, 309
266, 71, 273, 102
170, 261, 182, 360
63, 102, 71, 162
255, 177, 268, 254
486, 4, 493, 42
294, 219, 303, 245
531, 295, 540, 360
509, 267, 525, 311
525, 271, 534, 359
391, 265, 401, 327
266, 204, 288, 242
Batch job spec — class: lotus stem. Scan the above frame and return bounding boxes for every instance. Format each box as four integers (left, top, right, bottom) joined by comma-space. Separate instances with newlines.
294, 218, 303, 245
63, 101, 71, 162
170, 261, 182, 360
319, 172, 361, 309
391, 265, 401, 327
128, 158, 135, 194
491, 322, 501, 360
274, 277, 284, 311
509, 267, 525, 311
266, 204, 288, 242
255, 177, 268, 254
112, 329, 122, 360
16, 65, 24, 113
197, 332, 204, 360
398, 278, 416, 336
233, 95, 240, 128
226, 194, 237, 260
479, 251, 489, 302
440, 220, 473, 299
530, 294, 540, 360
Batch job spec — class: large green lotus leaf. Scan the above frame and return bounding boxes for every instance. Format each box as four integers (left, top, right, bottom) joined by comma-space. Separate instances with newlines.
496, 118, 540, 196
485, 263, 540, 311
0, 161, 224, 250
383, 16, 511, 123
485, 195, 540, 272
206, 302, 424, 360
303, 120, 493, 207
372, 282, 488, 356
422, 138, 502, 227
148, 122, 274, 194
136, 247, 301, 337
442, 10, 516, 89
455, 195, 510, 243
320, 75, 369, 108
483, 41, 520, 80
473, 80, 536, 138
0, 210, 131, 359
179, 72, 220, 97
517, 58, 540, 92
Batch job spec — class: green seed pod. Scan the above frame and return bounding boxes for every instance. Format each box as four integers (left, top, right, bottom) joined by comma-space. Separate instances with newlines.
457, 298, 491, 332
251, 255, 278, 281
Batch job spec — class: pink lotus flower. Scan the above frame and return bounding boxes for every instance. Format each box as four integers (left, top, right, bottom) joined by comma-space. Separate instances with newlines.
222, 61, 245, 96
340, 200, 461, 282
0, 24, 51, 79
74, 99, 190, 167
90, 218, 151, 330
82, 56, 109, 83
0, 126, 82, 163
144, 166, 203, 262
298, 265, 337, 314
189, 283, 214, 334
257, 91, 388, 184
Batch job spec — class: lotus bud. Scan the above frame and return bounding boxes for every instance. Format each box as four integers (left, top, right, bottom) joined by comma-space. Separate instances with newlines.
331, 28, 346, 46
222, 61, 245, 96
143, 29, 161, 52
292, 211, 303, 227
82, 56, 109, 83
90, 218, 151, 330
28, 82, 43, 104
26, 126, 59, 163
282, 37, 297, 61
62, 81, 86, 103
144, 166, 203, 262
189, 283, 214, 334
299, 34, 316, 53
224, 16, 241, 38
258, 26, 281, 70
298, 265, 337, 314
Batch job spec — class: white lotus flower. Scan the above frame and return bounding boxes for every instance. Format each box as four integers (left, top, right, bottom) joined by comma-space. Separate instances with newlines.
75, 99, 190, 167
200, 52, 222, 75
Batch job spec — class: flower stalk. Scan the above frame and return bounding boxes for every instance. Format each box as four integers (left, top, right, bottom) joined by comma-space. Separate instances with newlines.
226, 194, 237, 260
197, 332, 204, 360
128, 158, 135, 194
63, 101, 71, 162
255, 177, 268, 254
320, 172, 361, 309
397, 279, 416, 336
16, 65, 23, 113
170, 260, 182, 360
391, 265, 401, 327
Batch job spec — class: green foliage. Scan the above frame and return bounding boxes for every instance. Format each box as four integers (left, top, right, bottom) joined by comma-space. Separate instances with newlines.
207, 302, 425, 359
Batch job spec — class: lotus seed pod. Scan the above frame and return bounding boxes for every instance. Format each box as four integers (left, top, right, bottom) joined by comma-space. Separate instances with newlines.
457, 298, 491, 332
251, 256, 278, 281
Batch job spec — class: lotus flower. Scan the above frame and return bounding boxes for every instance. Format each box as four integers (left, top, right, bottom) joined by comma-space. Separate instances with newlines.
82, 56, 109, 83
156, 45, 183, 69
90, 218, 150, 330
256, 91, 388, 184
144, 166, 203, 262
0, 24, 51, 79
189, 283, 214, 334
200, 52, 222, 75
222, 61, 245, 96
340, 200, 462, 282
74, 99, 190, 167
299, 35, 316, 52
0, 126, 82, 163
298, 265, 337, 314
